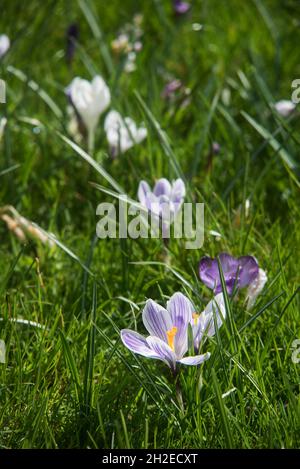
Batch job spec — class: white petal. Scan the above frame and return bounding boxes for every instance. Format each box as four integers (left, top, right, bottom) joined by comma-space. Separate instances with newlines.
178, 352, 210, 366
246, 268, 268, 309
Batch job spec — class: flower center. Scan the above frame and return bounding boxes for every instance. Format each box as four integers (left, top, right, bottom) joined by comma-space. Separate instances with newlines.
192, 312, 200, 325
166, 326, 178, 351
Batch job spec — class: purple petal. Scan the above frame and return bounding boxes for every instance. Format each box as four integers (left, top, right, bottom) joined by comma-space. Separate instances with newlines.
173, 0, 190, 14
199, 253, 242, 294
138, 180, 151, 206
218, 253, 239, 276
162, 79, 182, 98
121, 329, 160, 359
167, 292, 193, 358
146, 336, 176, 370
178, 352, 210, 366
153, 178, 171, 197
199, 256, 219, 291
171, 178, 186, 204
238, 256, 259, 288
142, 299, 172, 342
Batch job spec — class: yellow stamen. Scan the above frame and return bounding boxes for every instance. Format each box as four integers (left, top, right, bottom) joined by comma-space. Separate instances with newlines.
192, 312, 200, 325
166, 326, 178, 351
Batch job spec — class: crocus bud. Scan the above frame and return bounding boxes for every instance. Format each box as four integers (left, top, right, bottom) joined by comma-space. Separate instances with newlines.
66, 75, 111, 135
66, 23, 79, 65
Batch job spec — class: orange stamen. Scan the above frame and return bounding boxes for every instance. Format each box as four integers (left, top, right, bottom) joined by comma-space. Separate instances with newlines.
192, 312, 200, 325
166, 326, 178, 351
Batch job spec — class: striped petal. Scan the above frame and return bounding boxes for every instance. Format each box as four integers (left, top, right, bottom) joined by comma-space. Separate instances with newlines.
167, 292, 193, 358
238, 256, 259, 288
146, 336, 176, 370
153, 178, 171, 197
138, 180, 151, 206
178, 352, 210, 366
193, 293, 226, 350
142, 299, 172, 343
121, 329, 161, 359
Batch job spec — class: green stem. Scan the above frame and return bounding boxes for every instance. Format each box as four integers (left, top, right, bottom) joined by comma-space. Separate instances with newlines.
173, 369, 184, 414
88, 128, 95, 156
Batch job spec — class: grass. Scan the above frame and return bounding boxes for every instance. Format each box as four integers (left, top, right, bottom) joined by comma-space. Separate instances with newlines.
0, 0, 299, 449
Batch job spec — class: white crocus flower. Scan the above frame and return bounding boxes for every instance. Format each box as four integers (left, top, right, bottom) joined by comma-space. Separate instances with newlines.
66, 75, 111, 151
104, 110, 147, 156
274, 100, 296, 117
246, 268, 268, 309
0, 34, 10, 58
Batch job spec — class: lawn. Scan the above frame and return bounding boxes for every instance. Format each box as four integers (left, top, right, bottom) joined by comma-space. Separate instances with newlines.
0, 0, 299, 449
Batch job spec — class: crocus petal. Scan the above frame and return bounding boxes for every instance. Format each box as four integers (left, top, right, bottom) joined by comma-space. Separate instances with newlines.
68, 75, 110, 133
274, 100, 296, 117
146, 336, 176, 370
104, 110, 122, 132
138, 181, 151, 206
200, 253, 244, 294
142, 299, 172, 342
238, 256, 259, 288
171, 178, 186, 204
173, 0, 190, 14
199, 256, 219, 291
0, 34, 10, 58
246, 268, 268, 309
193, 293, 226, 350
219, 253, 239, 276
136, 126, 147, 143
178, 352, 210, 366
105, 110, 146, 155
121, 329, 160, 359
167, 292, 193, 358
153, 178, 172, 197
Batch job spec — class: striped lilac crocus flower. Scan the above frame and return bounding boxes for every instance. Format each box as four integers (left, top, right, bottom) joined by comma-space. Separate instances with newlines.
121, 292, 226, 371
199, 252, 259, 295
138, 178, 186, 236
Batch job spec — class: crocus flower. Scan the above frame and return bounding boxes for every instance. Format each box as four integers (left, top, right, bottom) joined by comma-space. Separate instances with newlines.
274, 100, 296, 117
121, 292, 226, 371
161, 79, 182, 99
173, 0, 191, 15
138, 178, 185, 231
66, 75, 111, 137
104, 110, 147, 156
199, 252, 259, 295
0, 34, 10, 58
212, 142, 221, 155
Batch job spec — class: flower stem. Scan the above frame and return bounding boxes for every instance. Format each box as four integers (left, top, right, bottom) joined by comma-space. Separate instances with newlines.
88, 128, 95, 156
173, 369, 185, 414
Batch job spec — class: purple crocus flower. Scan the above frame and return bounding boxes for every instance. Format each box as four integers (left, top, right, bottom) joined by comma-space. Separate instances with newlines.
173, 0, 191, 15
121, 292, 226, 371
199, 252, 259, 295
138, 178, 185, 235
